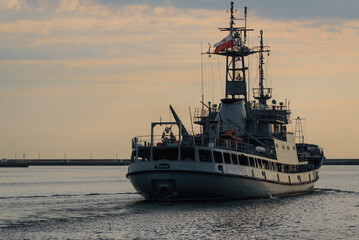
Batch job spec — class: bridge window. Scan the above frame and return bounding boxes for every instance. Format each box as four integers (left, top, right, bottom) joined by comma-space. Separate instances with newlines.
199, 150, 212, 162
131, 151, 136, 162
258, 159, 262, 168
262, 160, 269, 170
153, 148, 178, 161
213, 151, 223, 163
238, 155, 248, 166
223, 153, 231, 164
249, 157, 255, 167
277, 163, 282, 172
181, 148, 195, 161
231, 154, 238, 164
138, 148, 150, 161
272, 162, 277, 171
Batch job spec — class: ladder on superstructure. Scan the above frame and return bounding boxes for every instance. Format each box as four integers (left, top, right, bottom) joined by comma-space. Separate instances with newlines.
294, 116, 305, 144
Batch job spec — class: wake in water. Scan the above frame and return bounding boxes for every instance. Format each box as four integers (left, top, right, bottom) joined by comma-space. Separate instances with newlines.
314, 188, 359, 195
267, 192, 280, 200
0, 192, 138, 200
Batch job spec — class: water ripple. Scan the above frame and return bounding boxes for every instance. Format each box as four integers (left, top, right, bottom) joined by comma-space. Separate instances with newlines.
0, 166, 358, 239
0, 192, 137, 200
314, 188, 359, 195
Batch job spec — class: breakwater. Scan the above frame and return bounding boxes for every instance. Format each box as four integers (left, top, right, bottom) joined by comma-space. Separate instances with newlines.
0, 159, 130, 167
0, 160, 29, 167
323, 159, 359, 165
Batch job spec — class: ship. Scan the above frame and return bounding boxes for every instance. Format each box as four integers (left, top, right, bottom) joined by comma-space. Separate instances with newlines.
126, 2, 325, 200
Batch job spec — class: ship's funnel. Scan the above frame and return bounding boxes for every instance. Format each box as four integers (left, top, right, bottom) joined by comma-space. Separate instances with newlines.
215, 100, 246, 136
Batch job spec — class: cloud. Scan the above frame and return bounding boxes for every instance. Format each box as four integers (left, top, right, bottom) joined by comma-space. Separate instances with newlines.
56, 0, 79, 12
0, 0, 24, 10
1, 2, 357, 60
0, 1, 358, 158
1, 2, 358, 99
78, 0, 359, 20
56, 0, 109, 16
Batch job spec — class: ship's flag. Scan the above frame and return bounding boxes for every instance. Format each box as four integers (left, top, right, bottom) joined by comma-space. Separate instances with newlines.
214, 33, 234, 53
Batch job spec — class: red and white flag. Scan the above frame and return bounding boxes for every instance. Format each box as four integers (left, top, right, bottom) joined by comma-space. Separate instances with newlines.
213, 33, 234, 53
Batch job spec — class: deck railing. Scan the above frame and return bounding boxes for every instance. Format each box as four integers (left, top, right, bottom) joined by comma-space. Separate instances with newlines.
133, 135, 276, 159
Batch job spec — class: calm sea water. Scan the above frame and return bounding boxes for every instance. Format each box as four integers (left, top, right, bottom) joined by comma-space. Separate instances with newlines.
0, 165, 358, 239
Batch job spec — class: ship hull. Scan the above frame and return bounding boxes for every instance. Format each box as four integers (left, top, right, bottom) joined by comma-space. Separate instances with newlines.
127, 169, 316, 200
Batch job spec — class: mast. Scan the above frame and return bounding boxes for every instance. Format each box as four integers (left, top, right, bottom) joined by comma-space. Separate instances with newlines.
213, 2, 255, 103
209, 2, 275, 106
244, 7, 247, 44
259, 30, 264, 98
253, 30, 271, 105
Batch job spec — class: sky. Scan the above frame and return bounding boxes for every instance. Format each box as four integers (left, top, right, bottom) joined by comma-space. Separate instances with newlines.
0, 0, 358, 159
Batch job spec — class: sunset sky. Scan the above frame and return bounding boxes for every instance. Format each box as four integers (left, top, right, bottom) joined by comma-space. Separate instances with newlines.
1, 0, 358, 159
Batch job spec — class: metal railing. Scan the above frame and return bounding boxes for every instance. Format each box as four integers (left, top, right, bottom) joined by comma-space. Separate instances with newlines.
133, 135, 277, 159
214, 139, 277, 159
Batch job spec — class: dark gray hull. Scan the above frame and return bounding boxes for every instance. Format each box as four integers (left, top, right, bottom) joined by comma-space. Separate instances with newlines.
127, 170, 316, 200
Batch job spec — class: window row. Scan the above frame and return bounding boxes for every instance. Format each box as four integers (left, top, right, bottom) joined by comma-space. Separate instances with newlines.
199, 149, 305, 174
132, 148, 308, 174
276, 143, 296, 151
135, 148, 195, 161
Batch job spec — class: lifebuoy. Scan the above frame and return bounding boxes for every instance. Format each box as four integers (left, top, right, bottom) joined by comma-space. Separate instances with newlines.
161, 126, 177, 143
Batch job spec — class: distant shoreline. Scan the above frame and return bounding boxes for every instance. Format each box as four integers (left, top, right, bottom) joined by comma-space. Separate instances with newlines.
0, 159, 131, 167
1, 158, 358, 167
323, 159, 359, 165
